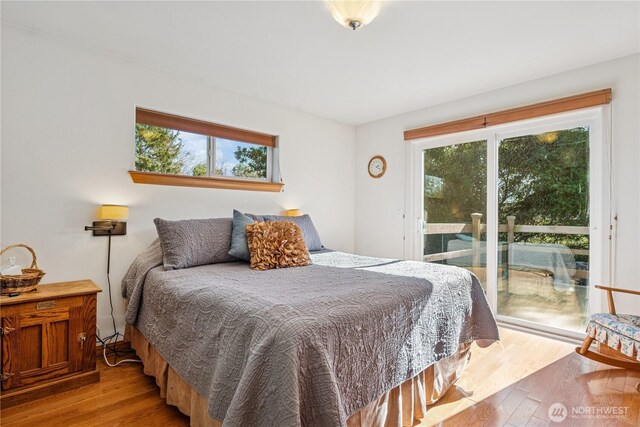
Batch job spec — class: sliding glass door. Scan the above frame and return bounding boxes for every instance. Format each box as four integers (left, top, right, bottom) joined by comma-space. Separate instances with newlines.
497, 126, 591, 333
411, 108, 606, 338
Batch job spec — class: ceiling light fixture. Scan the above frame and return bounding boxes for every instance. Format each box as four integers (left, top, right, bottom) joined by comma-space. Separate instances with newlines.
326, 0, 382, 31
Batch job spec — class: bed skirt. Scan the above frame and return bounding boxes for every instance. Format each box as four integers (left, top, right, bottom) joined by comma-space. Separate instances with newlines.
129, 326, 471, 427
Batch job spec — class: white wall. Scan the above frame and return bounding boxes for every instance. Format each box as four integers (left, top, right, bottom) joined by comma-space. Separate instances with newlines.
355, 54, 640, 314
1, 24, 356, 336
3, 22, 638, 334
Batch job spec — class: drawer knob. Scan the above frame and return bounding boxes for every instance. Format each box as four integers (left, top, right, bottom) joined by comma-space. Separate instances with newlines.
78, 332, 87, 349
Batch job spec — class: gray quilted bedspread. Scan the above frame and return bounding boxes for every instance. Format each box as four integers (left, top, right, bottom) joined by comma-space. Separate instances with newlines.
122, 241, 499, 427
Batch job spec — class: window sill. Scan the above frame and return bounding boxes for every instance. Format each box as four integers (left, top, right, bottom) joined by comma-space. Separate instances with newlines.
128, 171, 284, 192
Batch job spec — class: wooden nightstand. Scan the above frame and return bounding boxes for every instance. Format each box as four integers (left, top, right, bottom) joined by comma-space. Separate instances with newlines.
0, 280, 102, 407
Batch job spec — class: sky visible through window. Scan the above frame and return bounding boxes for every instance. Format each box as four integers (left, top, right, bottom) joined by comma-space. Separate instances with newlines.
180, 131, 248, 176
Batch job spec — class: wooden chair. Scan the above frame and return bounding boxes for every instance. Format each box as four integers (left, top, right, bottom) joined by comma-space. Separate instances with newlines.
575, 285, 640, 370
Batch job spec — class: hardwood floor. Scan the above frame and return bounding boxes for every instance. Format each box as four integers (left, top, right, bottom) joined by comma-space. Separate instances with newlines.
0, 356, 189, 427
419, 328, 640, 427
1, 327, 638, 427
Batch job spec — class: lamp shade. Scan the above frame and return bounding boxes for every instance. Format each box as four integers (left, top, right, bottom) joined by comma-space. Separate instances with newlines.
327, 0, 381, 30
100, 205, 129, 221
283, 209, 303, 217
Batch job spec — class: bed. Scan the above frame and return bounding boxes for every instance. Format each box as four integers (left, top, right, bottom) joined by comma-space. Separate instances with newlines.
122, 240, 499, 427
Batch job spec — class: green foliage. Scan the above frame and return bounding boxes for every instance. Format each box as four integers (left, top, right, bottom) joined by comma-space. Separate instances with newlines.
424, 127, 590, 249
192, 162, 207, 177
232, 146, 267, 178
424, 141, 487, 223
498, 128, 589, 249
135, 124, 187, 174
498, 128, 589, 227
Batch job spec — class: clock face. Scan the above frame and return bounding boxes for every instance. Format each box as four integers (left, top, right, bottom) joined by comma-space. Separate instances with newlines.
368, 156, 386, 178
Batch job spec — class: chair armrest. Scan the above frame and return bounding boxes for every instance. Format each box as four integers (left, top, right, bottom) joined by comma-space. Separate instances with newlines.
595, 285, 640, 296
595, 285, 640, 315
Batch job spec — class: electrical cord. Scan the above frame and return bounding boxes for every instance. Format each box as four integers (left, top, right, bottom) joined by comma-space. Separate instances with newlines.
106, 233, 117, 336
95, 233, 140, 367
101, 331, 141, 367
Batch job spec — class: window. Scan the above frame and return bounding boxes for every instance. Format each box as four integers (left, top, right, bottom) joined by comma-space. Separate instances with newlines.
130, 108, 282, 192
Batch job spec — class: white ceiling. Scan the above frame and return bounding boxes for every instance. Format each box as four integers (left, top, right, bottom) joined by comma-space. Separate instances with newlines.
2, 1, 639, 125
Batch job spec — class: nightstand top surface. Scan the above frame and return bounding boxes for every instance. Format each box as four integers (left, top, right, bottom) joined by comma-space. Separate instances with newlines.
0, 280, 102, 306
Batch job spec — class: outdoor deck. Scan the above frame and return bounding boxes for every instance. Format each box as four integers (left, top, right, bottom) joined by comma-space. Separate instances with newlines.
497, 271, 589, 332
466, 266, 589, 332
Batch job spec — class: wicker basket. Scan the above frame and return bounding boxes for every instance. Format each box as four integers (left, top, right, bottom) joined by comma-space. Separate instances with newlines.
0, 244, 45, 294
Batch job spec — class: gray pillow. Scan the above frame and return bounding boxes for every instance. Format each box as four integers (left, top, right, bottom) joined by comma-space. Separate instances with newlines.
154, 217, 236, 270
228, 210, 255, 262
245, 213, 323, 251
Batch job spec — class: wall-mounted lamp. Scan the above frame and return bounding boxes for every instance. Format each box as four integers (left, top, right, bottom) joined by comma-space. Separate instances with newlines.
84, 204, 130, 347
84, 205, 129, 236
283, 209, 303, 217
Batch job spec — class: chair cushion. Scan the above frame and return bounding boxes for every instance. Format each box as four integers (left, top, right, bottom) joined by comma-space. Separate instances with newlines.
586, 313, 640, 361
590, 313, 640, 340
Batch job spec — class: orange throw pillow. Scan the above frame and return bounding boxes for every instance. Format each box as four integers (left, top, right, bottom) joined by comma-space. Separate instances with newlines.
246, 221, 312, 271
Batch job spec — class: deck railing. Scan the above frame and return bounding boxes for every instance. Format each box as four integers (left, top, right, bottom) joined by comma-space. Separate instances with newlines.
424, 214, 589, 266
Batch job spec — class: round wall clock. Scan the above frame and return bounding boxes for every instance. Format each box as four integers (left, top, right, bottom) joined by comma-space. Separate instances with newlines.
368, 155, 386, 179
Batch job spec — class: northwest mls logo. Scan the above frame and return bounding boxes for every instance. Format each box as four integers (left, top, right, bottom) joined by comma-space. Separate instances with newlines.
548, 402, 568, 422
